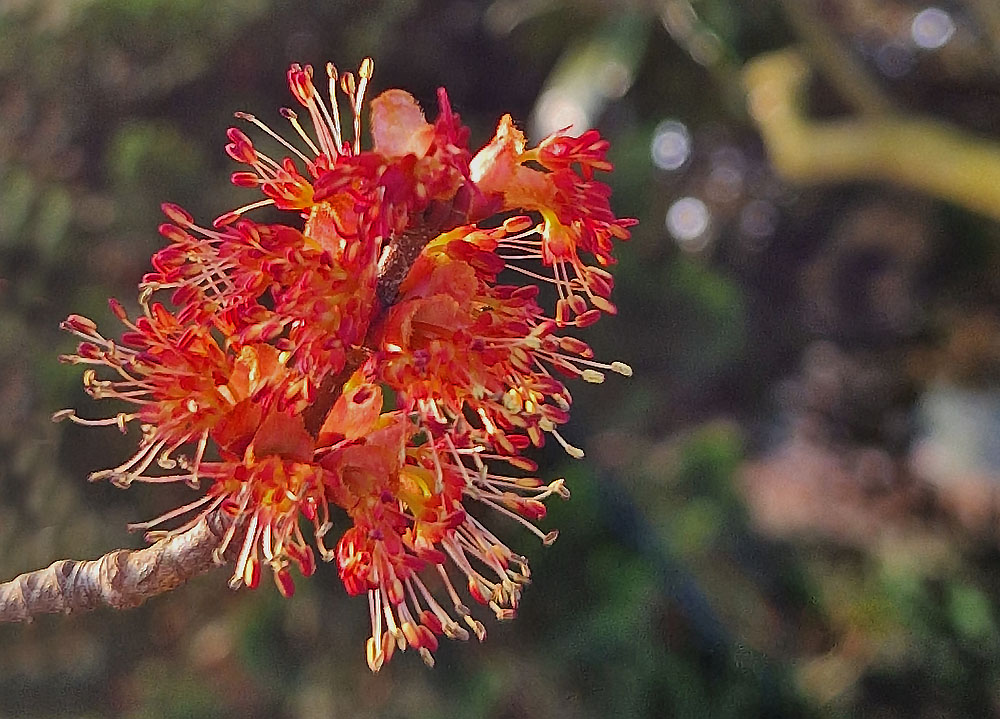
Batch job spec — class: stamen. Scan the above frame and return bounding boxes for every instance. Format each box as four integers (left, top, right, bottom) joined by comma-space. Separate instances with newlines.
471, 493, 552, 544
230, 511, 260, 589
214, 198, 275, 227
213, 485, 252, 564
53, 409, 133, 432
550, 427, 585, 459
309, 73, 341, 157
89, 437, 168, 485
127, 492, 217, 531
142, 492, 226, 541
280, 108, 322, 156
324, 64, 344, 150
354, 57, 374, 153
235, 111, 312, 165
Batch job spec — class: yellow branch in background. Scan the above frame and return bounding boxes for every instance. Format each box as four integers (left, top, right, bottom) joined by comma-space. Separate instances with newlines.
744, 49, 1000, 223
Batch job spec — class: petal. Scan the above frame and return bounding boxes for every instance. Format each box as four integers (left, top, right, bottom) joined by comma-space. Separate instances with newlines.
318, 377, 384, 445
250, 410, 314, 463
370, 89, 435, 158
470, 114, 524, 192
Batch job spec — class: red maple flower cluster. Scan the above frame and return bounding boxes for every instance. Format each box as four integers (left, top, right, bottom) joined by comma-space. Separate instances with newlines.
57, 58, 633, 670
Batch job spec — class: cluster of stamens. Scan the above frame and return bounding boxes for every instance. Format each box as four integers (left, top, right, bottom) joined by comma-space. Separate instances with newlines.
57, 57, 633, 670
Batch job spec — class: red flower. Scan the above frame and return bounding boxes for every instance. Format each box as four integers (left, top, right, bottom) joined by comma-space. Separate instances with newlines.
58, 57, 632, 671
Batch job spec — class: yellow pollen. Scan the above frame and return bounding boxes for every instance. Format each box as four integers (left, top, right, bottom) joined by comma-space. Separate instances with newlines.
611, 361, 633, 376
186, 399, 198, 413
581, 369, 605, 383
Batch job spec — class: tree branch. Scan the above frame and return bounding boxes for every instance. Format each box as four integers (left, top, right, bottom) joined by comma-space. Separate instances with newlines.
0, 214, 457, 623
775, 0, 895, 116
744, 49, 1000, 223
0, 510, 238, 622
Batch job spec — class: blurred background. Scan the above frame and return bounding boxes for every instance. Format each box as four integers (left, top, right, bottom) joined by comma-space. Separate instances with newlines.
3, 1, 1000, 716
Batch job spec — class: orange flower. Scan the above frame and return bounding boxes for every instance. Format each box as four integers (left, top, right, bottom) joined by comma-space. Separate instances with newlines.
59, 57, 632, 670
471, 115, 635, 324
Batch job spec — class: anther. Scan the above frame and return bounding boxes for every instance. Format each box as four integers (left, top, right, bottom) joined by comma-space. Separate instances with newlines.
549, 478, 571, 499
581, 369, 605, 383
108, 472, 133, 488
611, 361, 633, 376
157, 451, 176, 470
359, 57, 374, 79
